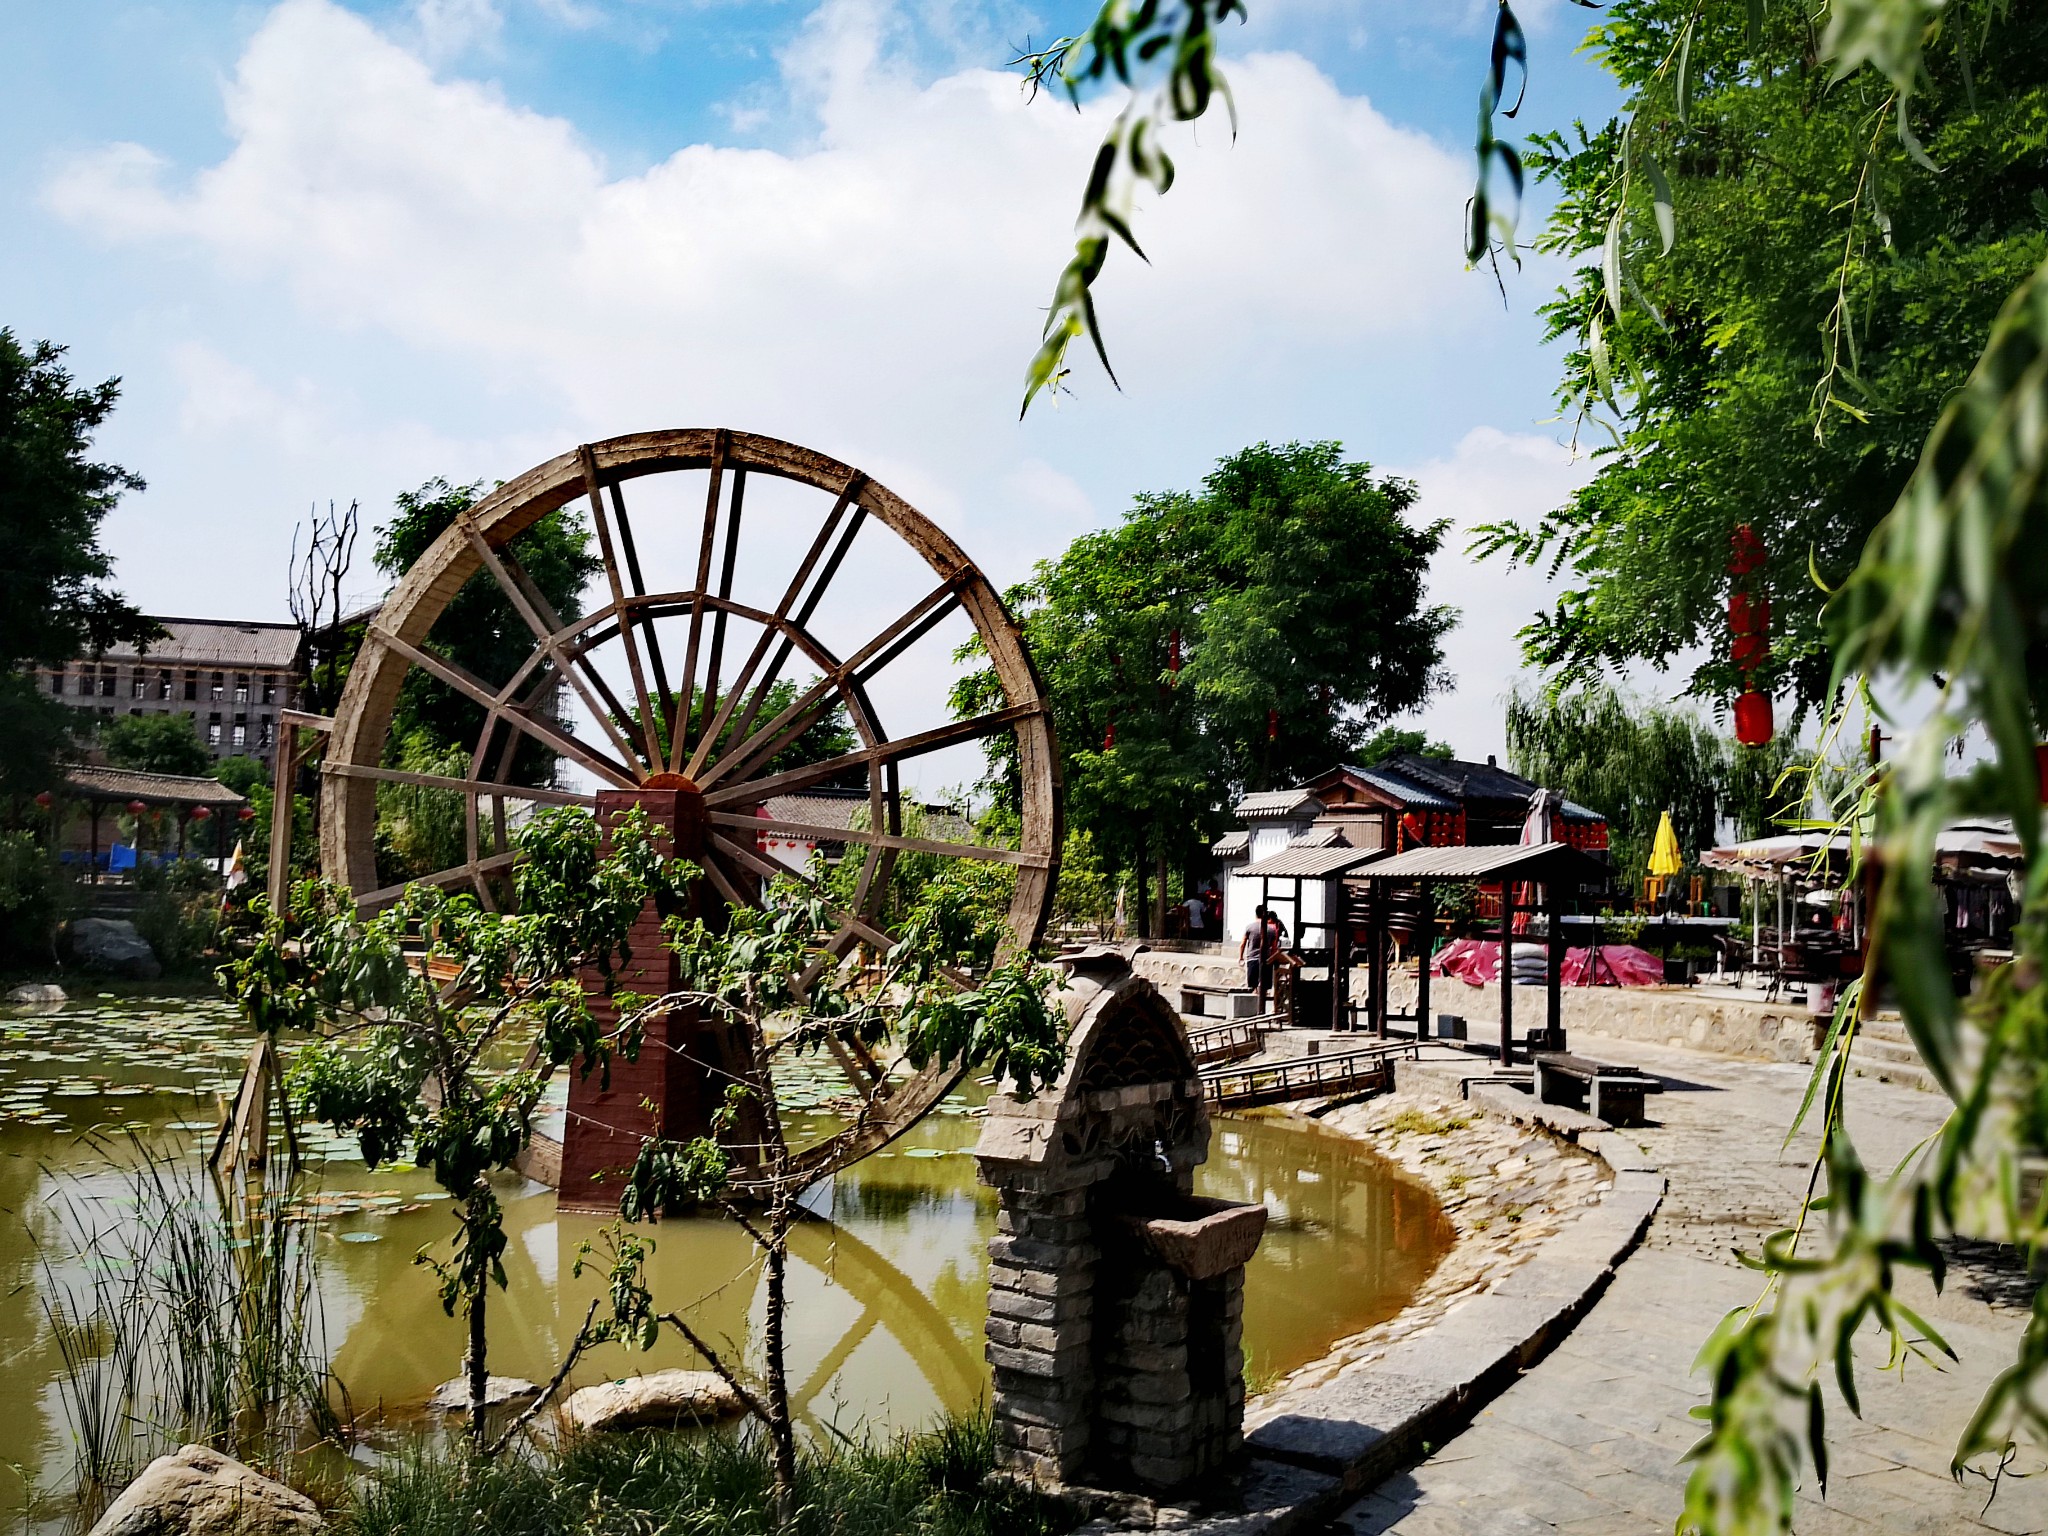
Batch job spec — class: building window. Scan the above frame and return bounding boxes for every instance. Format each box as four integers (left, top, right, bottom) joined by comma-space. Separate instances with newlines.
259, 718, 274, 749
49, 670, 63, 695
232, 717, 247, 750
234, 677, 249, 705
261, 677, 277, 705
98, 669, 116, 698
131, 673, 147, 699
129, 707, 143, 717
158, 670, 173, 700
207, 716, 222, 748
209, 672, 224, 702
184, 671, 198, 701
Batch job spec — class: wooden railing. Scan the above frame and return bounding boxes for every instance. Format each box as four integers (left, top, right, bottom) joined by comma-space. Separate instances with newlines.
1198, 1039, 1419, 1111
1186, 1019, 1267, 1066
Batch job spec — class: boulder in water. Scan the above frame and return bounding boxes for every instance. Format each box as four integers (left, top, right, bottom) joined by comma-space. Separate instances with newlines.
87, 1444, 321, 1536
562, 1369, 745, 1433
427, 1375, 540, 1413
6, 982, 65, 1004
66, 919, 161, 981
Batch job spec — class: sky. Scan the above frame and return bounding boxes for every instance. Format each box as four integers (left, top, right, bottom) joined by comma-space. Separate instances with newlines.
3, 0, 1634, 789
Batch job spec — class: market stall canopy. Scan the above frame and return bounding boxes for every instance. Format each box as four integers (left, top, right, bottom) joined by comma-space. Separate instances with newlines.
1237, 842, 1382, 879
1704, 819, 2026, 877
60, 764, 248, 812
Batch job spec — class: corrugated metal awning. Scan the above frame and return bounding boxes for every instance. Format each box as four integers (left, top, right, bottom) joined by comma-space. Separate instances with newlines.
1210, 830, 1250, 858
1238, 845, 1386, 878
1344, 840, 1608, 882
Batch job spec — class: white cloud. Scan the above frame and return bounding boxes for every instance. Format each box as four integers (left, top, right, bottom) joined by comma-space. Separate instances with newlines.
45, 0, 1581, 780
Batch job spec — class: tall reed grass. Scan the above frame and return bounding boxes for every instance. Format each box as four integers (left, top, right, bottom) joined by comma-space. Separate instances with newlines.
337, 1410, 1068, 1536
35, 1136, 347, 1504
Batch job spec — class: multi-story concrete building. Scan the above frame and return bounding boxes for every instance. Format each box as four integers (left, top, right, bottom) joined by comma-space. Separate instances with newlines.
35, 616, 303, 762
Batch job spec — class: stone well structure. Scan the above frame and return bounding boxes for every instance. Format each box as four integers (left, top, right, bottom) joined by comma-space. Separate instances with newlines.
974, 945, 1268, 1492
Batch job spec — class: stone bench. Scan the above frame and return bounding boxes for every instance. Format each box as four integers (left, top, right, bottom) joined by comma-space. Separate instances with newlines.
1532, 1051, 1662, 1128
1179, 981, 1263, 1020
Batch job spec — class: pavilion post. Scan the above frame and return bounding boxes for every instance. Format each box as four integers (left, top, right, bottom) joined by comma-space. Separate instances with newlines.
89, 804, 101, 886
1372, 893, 1388, 1038
1546, 872, 1565, 1052
1499, 882, 1516, 1065
267, 722, 299, 914
1416, 882, 1433, 1042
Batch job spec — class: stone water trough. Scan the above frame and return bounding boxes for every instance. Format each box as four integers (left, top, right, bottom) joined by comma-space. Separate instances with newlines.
975, 945, 1268, 1495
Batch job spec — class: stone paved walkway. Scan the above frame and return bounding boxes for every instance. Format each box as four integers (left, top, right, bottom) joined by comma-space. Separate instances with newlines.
1331, 1034, 2048, 1535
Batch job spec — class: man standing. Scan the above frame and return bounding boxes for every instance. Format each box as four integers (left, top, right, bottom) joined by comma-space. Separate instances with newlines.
1181, 890, 1208, 939
1241, 905, 1271, 1007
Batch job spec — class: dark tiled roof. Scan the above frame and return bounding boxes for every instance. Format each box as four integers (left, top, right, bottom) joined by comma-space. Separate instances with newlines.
1334, 764, 1458, 812
62, 764, 248, 807
764, 790, 973, 844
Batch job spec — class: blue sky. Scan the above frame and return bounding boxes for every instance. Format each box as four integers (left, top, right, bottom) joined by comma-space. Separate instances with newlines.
5, 0, 1628, 772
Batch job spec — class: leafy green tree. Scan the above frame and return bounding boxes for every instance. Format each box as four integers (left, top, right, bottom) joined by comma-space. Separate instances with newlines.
621, 678, 857, 784
956, 441, 1450, 928
103, 713, 211, 778
372, 478, 601, 781
1471, 2, 2048, 718
619, 878, 1063, 1523
1504, 683, 1788, 889
212, 755, 268, 797
1352, 726, 1452, 769
0, 332, 155, 797
229, 807, 693, 1446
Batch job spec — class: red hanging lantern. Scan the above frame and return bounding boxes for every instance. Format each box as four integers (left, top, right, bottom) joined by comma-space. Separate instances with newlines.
34, 790, 54, 809
1167, 629, 1182, 674
190, 805, 212, 822
238, 806, 257, 822
1267, 708, 1280, 742
1734, 691, 1774, 748
1728, 527, 1773, 744
127, 799, 149, 817
1103, 712, 1117, 750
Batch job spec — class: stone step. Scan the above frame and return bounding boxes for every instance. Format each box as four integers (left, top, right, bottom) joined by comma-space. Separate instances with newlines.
1860, 1016, 1912, 1046
1855, 1036, 1925, 1068
1849, 1056, 1945, 1095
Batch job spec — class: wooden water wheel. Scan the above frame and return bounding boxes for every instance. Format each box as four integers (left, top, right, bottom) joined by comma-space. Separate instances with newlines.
319, 428, 1061, 1191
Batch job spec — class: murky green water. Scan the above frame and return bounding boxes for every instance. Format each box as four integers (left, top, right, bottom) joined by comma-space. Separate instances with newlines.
0, 996, 1449, 1522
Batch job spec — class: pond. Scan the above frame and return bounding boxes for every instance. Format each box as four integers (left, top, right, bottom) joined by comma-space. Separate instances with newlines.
0, 994, 1451, 1526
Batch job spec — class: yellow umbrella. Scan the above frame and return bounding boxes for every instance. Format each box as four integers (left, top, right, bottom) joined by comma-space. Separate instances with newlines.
1648, 811, 1685, 877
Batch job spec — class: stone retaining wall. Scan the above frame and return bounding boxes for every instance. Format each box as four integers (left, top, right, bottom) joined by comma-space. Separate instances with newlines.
1392, 972, 1819, 1063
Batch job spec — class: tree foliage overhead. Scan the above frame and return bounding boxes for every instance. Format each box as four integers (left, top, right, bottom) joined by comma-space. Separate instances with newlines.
372, 478, 601, 781
1472, 0, 2048, 717
0, 332, 155, 796
957, 440, 1452, 891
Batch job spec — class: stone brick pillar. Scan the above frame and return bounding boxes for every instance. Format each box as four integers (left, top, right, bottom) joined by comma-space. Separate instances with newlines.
985, 1181, 1099, 1484
975, 946, 1265, 1497
556, 780, 750, 1212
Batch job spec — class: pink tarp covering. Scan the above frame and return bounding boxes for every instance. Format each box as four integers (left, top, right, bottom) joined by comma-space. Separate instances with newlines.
1432, 939, 1667, 988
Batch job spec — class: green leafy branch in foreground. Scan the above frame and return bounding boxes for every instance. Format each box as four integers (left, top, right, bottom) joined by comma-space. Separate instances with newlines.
218, 806, 695, 1450
1013, 0, 1244, 414
576, 875, 1065, 1527
1675, 242, 2048, 1536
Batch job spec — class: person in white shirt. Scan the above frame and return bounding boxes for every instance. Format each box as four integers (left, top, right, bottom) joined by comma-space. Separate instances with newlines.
1181, 893, 1207, 937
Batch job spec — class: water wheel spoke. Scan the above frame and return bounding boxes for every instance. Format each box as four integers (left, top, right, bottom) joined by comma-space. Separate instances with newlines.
581, 445, 664, 768
608, 480, 677, 733
697, 578, 962, 791
703, 703, 1042, 807
327, 761, 596, 808
670, 432, 729, 774
370, 626, 638, 786
698, 465, 747, 758
357, 849, 519, 911
705, 811, 1045, 868
683, 469, 867, 781
457, 517, 646, 775
715, 502, 867, 774
706, 830, 896, 953
695, 842, 755, 912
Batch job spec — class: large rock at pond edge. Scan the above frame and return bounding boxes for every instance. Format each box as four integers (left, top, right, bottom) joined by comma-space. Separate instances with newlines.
87, 1445, 321, 1536
6, 982, 65, 1004
562, 1369, 746, 1433
66, 919, 162, 981
427, 1375, 540, 1413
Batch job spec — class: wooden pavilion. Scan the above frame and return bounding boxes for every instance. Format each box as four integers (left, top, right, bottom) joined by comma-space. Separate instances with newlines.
1342, 841, 1612, 1065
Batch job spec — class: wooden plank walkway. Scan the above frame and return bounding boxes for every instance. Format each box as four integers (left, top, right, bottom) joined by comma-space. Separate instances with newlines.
1199, 1039, 1419, 1111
